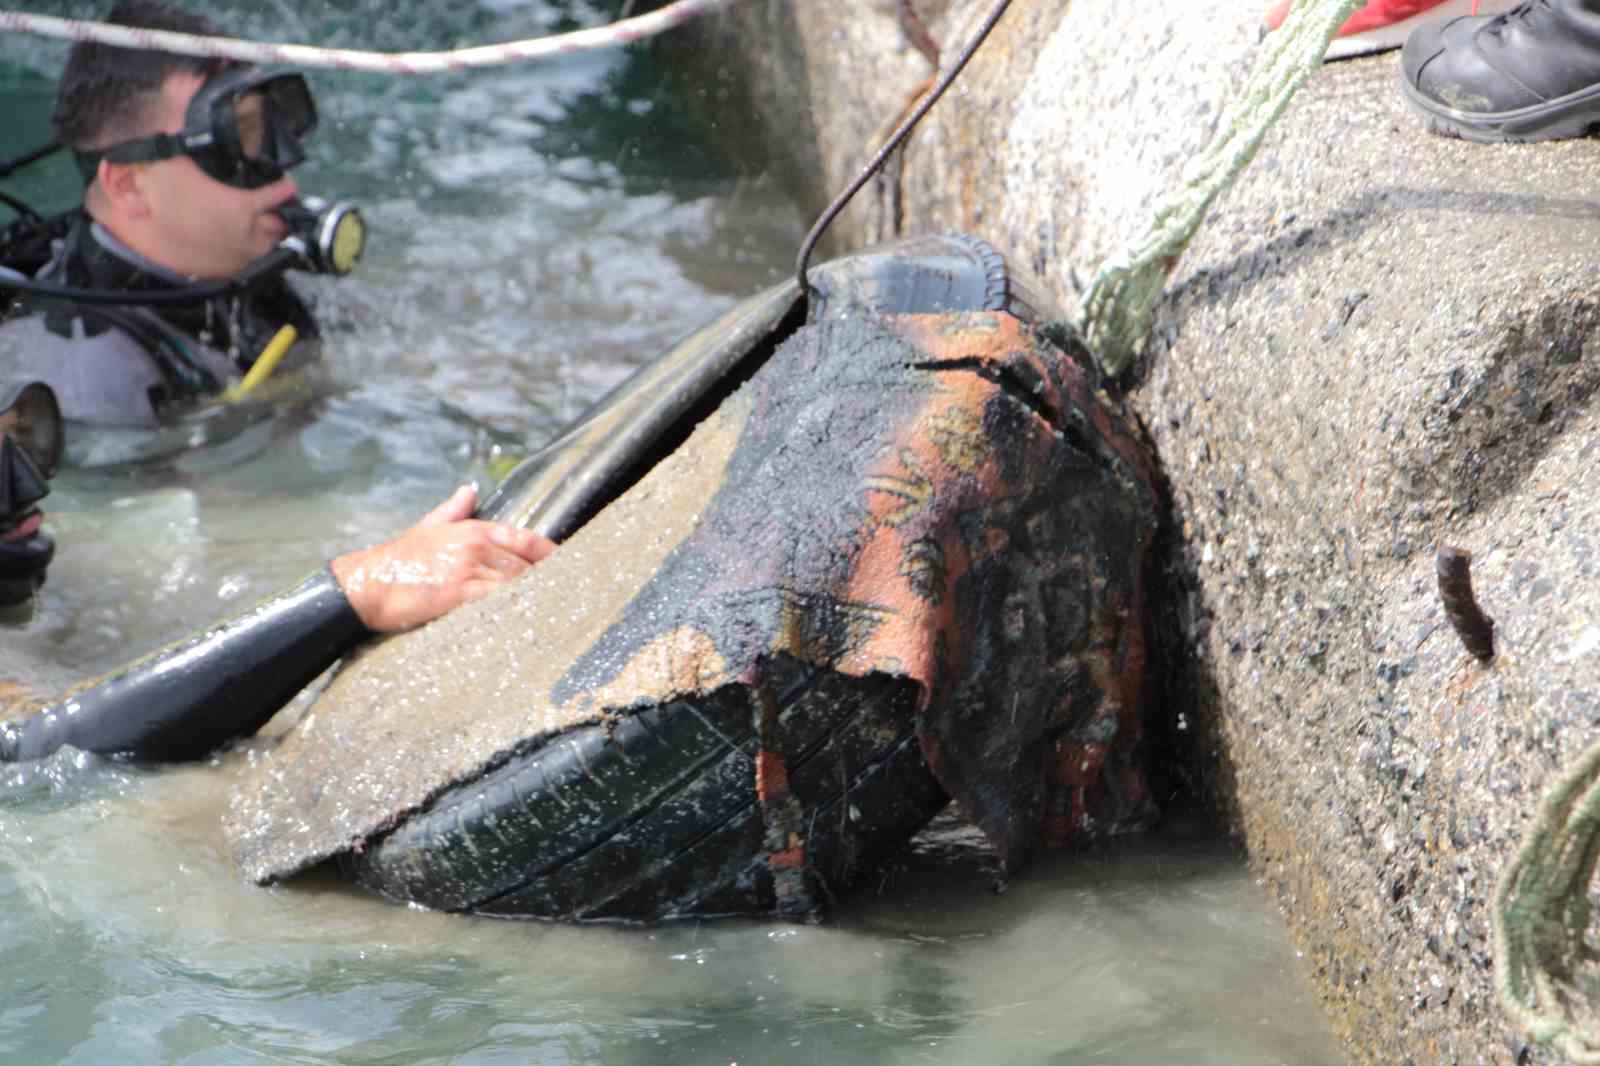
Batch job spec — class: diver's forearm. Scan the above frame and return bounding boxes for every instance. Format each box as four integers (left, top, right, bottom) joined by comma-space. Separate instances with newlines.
0, 566, 370, 762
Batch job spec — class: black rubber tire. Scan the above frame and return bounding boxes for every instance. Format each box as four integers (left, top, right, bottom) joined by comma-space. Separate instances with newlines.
342, 655, 950, 921
336, 236, 1043, 920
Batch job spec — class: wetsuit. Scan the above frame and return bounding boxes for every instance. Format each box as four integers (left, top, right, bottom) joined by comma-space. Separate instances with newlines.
0, 567, 370, 763
0, 212, 318, 429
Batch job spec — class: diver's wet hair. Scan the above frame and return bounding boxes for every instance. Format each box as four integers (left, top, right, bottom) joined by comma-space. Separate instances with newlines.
53, 1, 237, 152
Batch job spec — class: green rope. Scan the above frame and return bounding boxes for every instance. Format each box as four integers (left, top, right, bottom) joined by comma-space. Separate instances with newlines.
1495, 738, 1600, 1062
1071, 0, 1364, 377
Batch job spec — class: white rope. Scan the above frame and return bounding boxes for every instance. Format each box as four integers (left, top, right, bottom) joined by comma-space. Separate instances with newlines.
0, 0, 740, 74
1074, 0, 1364, 377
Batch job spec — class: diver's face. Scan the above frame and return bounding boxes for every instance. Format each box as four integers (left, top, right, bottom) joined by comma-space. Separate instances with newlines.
133, 71, 299, 279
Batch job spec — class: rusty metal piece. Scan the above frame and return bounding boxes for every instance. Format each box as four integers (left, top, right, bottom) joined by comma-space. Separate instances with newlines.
1436, 545, 1495, 663
897, 0, 941, 69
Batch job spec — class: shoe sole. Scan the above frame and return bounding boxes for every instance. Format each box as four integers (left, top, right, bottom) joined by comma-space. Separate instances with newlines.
1399, 73, 1600, 143
1313, 0, 1515, 62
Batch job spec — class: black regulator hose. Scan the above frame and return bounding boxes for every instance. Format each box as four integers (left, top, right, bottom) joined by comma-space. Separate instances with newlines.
0, 141, 63, 181
0, 567, 371, 763
0, 246, 298, 308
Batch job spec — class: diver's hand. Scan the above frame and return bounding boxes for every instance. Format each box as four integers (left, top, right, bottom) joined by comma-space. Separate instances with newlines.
330, 485, 555, 633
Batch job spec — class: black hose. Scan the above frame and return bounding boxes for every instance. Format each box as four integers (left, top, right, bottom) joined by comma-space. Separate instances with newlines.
0, 141, 63, 181
0, 567, 371, 763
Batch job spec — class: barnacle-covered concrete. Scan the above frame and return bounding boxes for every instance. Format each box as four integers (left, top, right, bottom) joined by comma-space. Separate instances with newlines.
687, 1, 1600, 1062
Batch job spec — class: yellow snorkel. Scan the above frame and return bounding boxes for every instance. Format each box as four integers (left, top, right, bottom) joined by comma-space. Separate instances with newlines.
221, 324, 297, 404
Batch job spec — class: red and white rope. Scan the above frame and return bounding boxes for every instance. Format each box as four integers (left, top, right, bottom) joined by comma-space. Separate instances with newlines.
0, 0, 738, 74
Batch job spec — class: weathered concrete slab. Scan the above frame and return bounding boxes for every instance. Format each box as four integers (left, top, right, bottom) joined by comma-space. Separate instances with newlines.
1140, 63, 1600, 1066
687, 1, 1600, 1062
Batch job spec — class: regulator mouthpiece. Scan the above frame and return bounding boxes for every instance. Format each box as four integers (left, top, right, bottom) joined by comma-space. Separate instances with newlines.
277, 196, 366, 276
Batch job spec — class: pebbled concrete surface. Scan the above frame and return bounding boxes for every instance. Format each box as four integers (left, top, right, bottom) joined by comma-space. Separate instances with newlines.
684, 1, 1600, 1063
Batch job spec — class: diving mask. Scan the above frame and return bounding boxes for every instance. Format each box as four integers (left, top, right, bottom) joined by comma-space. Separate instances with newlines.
0, 381, 61, 607
77, 67, 316, 190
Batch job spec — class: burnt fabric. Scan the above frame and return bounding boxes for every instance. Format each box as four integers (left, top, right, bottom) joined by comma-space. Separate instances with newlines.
227, 311, 1160, 898
551, 311, 1161, 873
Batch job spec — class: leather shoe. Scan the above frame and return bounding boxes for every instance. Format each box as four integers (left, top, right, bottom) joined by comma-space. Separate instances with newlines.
1401, 0, 1600, 140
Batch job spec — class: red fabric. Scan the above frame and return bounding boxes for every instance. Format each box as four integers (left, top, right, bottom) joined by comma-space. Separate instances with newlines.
1263, 0, 1479, 36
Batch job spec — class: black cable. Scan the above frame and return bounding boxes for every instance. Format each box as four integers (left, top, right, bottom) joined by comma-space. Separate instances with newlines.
0, 190, 42, 224
793, 0, 1014, 295
0, 141, 63, 181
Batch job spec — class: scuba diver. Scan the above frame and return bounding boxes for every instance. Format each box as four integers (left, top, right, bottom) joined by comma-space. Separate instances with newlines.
0, 377, 558, 762
0, 381, 59, 608
0, 2, 552, 763
0, 0, 364, 442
